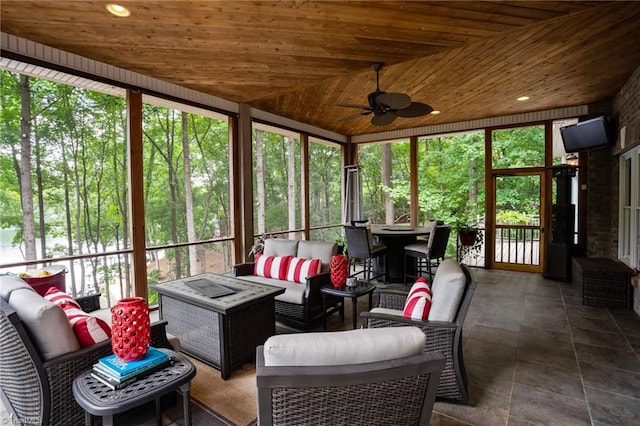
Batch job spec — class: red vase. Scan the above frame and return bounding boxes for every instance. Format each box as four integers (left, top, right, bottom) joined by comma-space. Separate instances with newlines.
330, 255, 348, 288
111, 297, 150, 362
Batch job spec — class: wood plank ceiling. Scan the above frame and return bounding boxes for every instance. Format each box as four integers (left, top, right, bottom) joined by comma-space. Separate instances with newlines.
2, 1, 640, 137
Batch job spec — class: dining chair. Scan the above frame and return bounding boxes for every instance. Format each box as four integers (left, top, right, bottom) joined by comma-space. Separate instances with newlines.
403, 225, 451, 284
344, 225, 387, 282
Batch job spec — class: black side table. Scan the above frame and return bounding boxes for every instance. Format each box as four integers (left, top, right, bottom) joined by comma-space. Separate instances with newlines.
72, 349, 196, 426
321, 282, 376, 329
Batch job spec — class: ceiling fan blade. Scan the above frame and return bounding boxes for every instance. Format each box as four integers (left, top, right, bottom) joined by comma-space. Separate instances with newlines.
337, 111, 372, 122
371, 112, 397, 126
394, 102, 434, 118
375, 92, 411, 110
336, 103, 372, 110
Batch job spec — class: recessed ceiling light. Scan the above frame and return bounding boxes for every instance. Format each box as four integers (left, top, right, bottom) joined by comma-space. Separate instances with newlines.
517, 96, 530, 101
430, 110, 441, 115
106, 4, 131, 17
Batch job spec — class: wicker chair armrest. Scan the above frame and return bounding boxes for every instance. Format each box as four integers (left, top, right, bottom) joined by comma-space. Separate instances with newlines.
75, 294, 101, 312
233, 262, 255, 276
362, 313, 458, 354
375, 289, 409, 309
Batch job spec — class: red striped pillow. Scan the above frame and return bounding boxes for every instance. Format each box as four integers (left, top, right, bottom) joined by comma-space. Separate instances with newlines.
44, 287, 111, 347
254, 254, 292, 280
286, 257, 322, 284
403, 278, 432, 320
44, 287, 81, 309
59, 303, 111, 347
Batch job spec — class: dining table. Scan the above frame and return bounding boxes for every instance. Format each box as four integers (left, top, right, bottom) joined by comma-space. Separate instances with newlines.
371, 225, 432, 283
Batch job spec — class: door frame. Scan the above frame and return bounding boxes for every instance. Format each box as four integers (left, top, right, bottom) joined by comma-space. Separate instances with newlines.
489, 169, 547, 273
484, 122, 553, 272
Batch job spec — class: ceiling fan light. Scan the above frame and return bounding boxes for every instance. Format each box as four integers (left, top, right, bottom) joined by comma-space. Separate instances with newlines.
106, 4, 131, 17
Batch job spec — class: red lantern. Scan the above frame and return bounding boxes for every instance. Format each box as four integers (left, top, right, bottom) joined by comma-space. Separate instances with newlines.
330, 255, 349, 288
111, 297, 150, 362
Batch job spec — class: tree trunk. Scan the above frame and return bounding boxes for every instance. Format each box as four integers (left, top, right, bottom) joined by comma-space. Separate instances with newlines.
381, 143, 394, 225
19, 75, 37, 260
182, 112, 198, 275
255, 130, 266, 234
286, 136, 296, 239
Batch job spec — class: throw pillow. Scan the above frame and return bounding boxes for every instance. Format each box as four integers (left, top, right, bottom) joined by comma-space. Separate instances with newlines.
44, 287, 111, 347
59, 302, 111, 347
44, 287, 81, 309
254, 254, 292, 280
403, 278, 432, 320
286, 257, 322, 283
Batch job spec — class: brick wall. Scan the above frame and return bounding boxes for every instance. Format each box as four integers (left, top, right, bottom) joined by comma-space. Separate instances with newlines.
585, 64, 640, 257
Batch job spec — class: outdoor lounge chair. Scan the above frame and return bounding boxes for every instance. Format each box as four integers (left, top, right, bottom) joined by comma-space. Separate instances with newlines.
256, 327, 445, 425
362, 260, 477, 402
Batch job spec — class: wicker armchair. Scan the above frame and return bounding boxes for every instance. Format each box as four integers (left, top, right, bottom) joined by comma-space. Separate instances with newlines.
362, 263, 477, 402
0, 294, 172, 426
256, 327, 445, 426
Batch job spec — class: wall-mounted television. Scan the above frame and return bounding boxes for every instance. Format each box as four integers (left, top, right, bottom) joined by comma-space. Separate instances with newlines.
560, 116, 613, 153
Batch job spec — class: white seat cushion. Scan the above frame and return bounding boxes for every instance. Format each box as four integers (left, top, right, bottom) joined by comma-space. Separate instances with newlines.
369, 307, 403, 317
263, 327, 426, 366
235, 275, 306, 304
428, 259, 466, 322
404, 241, 429, 254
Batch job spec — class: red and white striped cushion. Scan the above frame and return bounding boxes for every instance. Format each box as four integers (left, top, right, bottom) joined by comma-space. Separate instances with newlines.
45, 287, 111, 347
59, 303, 111, 347
44, 287, 81, 309
254, 254, 292, 280
286, 257, 322, 284
403, 278, 432, 320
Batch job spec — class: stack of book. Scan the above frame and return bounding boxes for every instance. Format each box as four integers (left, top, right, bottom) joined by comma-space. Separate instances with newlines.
91, 346, 172, 390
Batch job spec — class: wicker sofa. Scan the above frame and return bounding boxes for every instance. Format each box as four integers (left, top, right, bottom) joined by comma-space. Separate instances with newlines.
233, 238, 343, 329
362, 259, 477, 402
0, 274, 174, 426
256, 327, 445, 426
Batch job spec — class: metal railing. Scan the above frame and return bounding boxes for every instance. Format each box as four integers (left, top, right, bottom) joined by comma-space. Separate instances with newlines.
494, 224, 540, 265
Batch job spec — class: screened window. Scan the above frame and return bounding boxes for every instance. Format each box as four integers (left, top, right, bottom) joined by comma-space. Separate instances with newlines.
252, 124, 302, 238
0, 70, 131, 302
358, 140, 410, 224
142, 96, 233, 298
492, 125, 545, 169
308, 137, 342, 242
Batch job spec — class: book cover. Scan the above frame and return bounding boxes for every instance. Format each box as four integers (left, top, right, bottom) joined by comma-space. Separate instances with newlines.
98, 346, 169, 378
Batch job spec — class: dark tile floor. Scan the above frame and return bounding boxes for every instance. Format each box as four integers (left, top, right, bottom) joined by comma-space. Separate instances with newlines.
431, 268, 640, 426
3, 268, 638, 425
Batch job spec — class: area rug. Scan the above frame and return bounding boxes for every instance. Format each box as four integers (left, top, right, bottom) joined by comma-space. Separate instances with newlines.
188, 357, 257, 426
185, 296, 380, 425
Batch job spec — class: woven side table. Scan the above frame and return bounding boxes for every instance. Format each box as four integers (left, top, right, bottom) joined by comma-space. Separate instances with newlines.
572, 257, 634, 309
72, 349, 196, 426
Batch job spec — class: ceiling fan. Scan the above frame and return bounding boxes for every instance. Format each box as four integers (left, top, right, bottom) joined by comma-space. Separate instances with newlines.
337, 63, 433, 126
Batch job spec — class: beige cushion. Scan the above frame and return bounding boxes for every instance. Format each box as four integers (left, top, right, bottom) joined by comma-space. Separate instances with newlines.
263, 239, 299, 257
263, 327, 426, 366
9, 288, 80, 360
369, 307, 403, 317
234, 275, 305, 304
0, 275, 36, 300
297, 240, 337, 271
428, 259, 466, 322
